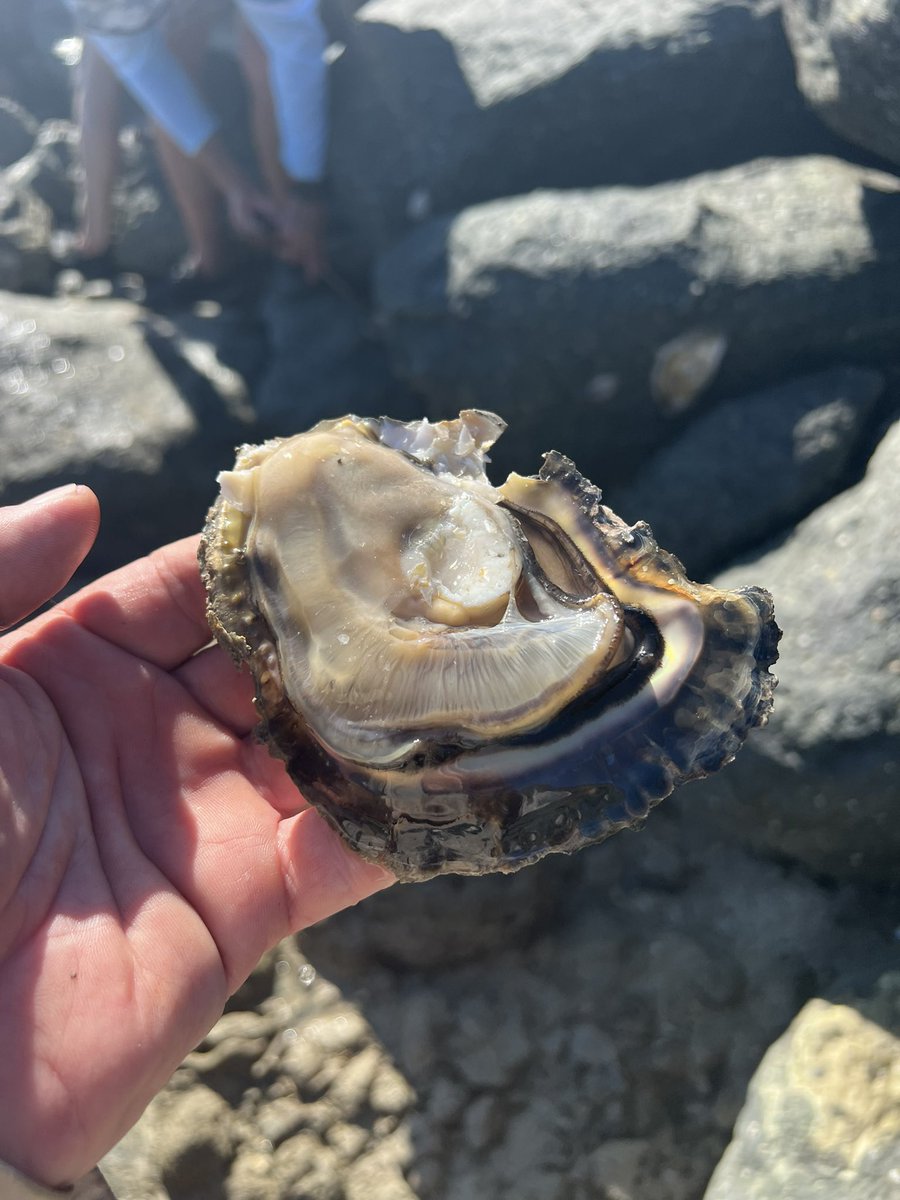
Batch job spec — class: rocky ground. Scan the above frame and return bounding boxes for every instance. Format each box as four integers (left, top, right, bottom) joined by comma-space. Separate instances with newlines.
100, 815, 899, 1200
1, 1, 899, 1197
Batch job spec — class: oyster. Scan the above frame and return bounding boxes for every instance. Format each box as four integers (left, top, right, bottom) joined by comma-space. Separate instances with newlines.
199, 411, 779, 881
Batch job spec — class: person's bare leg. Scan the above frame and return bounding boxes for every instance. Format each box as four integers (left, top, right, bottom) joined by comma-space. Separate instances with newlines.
149, 21, 225, 278
151, 124, 226, 276
236, 14, 327, 280
74, 41, 121, 257
237, 17, 290, 203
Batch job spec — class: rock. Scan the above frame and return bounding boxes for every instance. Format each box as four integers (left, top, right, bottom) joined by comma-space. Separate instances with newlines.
607, 366, 884, 577
370, 1062, 417, 1116
376, 156, 900, 485
108, 129, 188, 279
100, 822, 899, 1200
684, 417, 900, 881
705, 985, 900, 1199
227, 1149, 281, 1200
0, 1, 73, 122
0, 292, 252, 577
343, 1130, 415, 1200
783, 0, 900, 169
254, 266, 396, 437
325, 1046, 383, 1120
19, 120, 80, 225
578, 1138, 650, 1200
156, 1085, 235, 1200
0, 178, 54, 294
274, 1134, 343, 1199
0, 97, 38, 168
299, 854, 570, 972
329, 0, 839, 266
451, 996, 531, 1089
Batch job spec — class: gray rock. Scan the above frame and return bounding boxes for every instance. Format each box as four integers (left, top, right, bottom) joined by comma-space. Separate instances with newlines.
683, 417, 900, 882
0, 118, 185, 288
24, 120, 80, 227
156, 1086, 235, 1200
705, 984, 900, 1199
0, 291, 251, 577
783, 0, 900, 169
0, 178, 54, 294
300, 854, 571, 972
376, 156, 900, 484
0, 1, 73, 122
607, 366, 884, 578
108, 130, 188, 279
0, 97, 38, 169
329, 0, 840, 265
255, 266, 396, 437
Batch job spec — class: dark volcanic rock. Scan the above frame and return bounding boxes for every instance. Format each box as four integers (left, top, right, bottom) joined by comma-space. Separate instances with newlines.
0, 97, 38, 169
783, 0, 900, 170
608, 366, 884, 578
376, 156, 900, 485
682, 417, 900, 883
0, 291, 251, 577
255, 265, 396, 436
705, 979, 900, 1200
330, 0, 840, 266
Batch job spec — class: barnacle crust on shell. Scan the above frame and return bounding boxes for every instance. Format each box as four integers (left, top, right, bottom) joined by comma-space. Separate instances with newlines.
199, 411, 779, 881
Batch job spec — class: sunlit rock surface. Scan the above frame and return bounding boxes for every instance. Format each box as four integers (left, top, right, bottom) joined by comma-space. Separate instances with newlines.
375, 157, 900, 484
683, 417, 900, 881
706, 978, 900, 1200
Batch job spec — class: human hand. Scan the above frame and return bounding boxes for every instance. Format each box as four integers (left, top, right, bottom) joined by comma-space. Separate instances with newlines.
274, 193, 328, 283
0, 487, 393, 1189
225, 183, 279, 245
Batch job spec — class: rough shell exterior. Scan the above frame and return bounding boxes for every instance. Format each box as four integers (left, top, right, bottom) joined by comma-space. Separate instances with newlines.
199, 412, 779, 881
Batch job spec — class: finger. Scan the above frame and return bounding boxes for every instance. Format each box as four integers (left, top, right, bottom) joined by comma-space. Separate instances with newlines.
59, 534, 214, 670
276, 807, 395, 933
0, 485, 100, 630
175, 643, 258, 736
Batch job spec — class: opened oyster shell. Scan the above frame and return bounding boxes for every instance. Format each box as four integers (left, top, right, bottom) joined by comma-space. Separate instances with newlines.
199, 411, 779, 881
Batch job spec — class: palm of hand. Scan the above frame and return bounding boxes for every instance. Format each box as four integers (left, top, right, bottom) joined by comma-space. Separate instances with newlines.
0, 489, 391, 1187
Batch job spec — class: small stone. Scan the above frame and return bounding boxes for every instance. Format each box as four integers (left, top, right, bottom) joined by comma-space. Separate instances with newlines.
156, 1086, 234, 1199
326, 1045, 383, 1120
370, 1062, 417, 1115
255, 1096, 306, 1146
324, 1121, 371, 1162
225, 1149, 278, 1200
304, 1008, 370, 1056
582, 1139, 649, 1200
462, 1093, 500, 1154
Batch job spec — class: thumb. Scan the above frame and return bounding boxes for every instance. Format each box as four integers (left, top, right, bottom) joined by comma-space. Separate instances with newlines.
0, 485, 100, 630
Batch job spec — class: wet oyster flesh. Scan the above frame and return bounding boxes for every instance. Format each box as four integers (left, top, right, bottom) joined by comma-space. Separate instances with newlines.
199, 411, 779, 880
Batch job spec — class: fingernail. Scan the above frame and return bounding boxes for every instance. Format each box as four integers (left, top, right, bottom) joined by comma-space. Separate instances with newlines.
21, 484, 79, 510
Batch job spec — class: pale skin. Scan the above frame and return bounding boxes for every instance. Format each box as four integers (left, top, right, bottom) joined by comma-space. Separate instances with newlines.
0, 486, 393, 1189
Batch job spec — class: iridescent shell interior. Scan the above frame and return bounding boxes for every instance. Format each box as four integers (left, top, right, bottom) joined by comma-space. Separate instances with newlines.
199, 411, 779, 880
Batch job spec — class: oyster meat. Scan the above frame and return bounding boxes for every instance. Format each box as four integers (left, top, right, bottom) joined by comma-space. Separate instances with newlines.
199, 411, 779, 880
